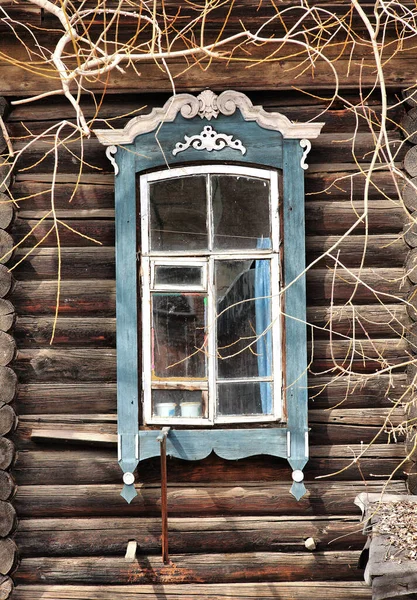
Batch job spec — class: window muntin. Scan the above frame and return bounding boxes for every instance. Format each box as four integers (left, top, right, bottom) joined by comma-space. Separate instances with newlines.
141, 165, 281, 425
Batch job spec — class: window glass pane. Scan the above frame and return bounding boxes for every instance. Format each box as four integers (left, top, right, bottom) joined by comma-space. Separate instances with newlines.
211, 175, 271, 250
217, 382, 273, 416
149, 176, 207, 251
154, 265, 203, 288
152, 389, 207, 418
216, 260, 273, 381
152, 293, 207, 379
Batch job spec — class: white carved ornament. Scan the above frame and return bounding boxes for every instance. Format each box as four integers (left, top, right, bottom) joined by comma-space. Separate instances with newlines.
94, 90, 324, 145
172, 125, 246, 156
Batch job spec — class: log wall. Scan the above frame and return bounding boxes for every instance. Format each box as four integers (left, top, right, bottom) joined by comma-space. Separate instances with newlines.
5, 91, 412, 599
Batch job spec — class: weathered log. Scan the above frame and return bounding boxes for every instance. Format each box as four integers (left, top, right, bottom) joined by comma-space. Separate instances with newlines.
403, 211, 417, 247
12, 248, 115, 281
15, 383, 116, 414
308, 304, 411, 339
0, 300, 15, 332
10, 236, 408, 282
0, 471, 15, 502
309, 373, 410, 408
0, 405, 16, 437
9, 581, 373, 600
0, 367, 18, 404
402, 176, 417, 211
0, 333, 15, 367
14, 551, 363, 585
404, 146, 417, 177
406, 462, 417, 494
14, 515, 364, 556
401, 107, 417, 144
0, 576, 12, 600
13, 418, 392, 451
0, 438, 15, 470
403, 88, 417, 108
13, 449, 406, 486
10, 270, 409, 319
13, 481, 406, 518
13, 219, 114, 248
0, 501, 16, 537
0, 267, 12, 299
307, 234, 407, 268
405, 248, 417, 282
0, 196, 14, 230
15, 317, 116, 347
11, 281, 115, 316
0, 539, 17, 576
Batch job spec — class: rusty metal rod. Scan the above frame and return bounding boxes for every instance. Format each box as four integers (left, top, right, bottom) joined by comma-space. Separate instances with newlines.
157, 427, 170, 564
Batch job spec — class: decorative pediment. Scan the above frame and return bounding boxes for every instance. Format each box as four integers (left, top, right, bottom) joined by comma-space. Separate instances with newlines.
94, 90, 324, 145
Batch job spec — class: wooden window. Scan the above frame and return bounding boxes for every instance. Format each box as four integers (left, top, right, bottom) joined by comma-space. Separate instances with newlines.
94, 90, 324, 501
140, 165, 281, 425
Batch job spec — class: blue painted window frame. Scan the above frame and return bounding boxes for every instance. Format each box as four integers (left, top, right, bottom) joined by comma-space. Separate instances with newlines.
105, 100, 319, 502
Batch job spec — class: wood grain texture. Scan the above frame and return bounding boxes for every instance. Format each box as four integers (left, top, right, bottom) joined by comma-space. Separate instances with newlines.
14, 515, 364, 556
0, 538, 17, 576
14, 551, 364, 584
9, 582, 373, 600
13, 481, 406, 518
0, 405, 17, 437
0, 576, 12, 600
0, 438, 15, 470
0, 471, 15, 502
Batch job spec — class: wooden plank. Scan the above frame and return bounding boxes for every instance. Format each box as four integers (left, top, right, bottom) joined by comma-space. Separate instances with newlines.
308, 304, 411, 338
13, 220, 115, 247
14, 551, 364, 584
9, 235, 408, 281
12, 373, 408, 415
10, 269, 409, 318
14, 317, 116, 347
13, 515, 365, 556
13, 449, 406, 485
9, 581, 373, 600
13, 481, 406, 517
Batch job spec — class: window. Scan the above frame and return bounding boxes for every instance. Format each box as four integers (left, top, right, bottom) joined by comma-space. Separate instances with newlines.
140, 165, 281, 424
94, 90, 324, 501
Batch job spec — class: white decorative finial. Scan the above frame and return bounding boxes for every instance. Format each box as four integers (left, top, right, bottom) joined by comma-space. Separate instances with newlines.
197, 90, 219, 120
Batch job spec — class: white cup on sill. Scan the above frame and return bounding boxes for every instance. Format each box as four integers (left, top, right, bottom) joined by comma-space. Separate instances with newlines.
180, 402, 202, 418
154, 402, 176, 417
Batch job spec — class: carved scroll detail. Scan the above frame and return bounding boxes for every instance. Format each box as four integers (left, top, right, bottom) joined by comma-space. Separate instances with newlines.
172, 125, 246, 156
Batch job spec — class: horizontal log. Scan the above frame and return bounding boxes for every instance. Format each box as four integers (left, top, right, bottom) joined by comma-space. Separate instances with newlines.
0, 438, 15, 470
14, 481, 406, 518
14, 317, 116, 347
0, 539, 16, 577
12, 248, 115, 281
308, 304, 411, 339
9, 581, 373, 600
3, 35, 417, 94
13, 219, 114, 248
12, 314, 409, 349
15, 383, 116, 414
307, 234, 407, 267
13, 373, 409, 416
14, 551, 363, 585
13, 449, 406, 486
14, 515, 364, 556
12, 132, 406, 174
0, 501, 16, 537
10, 269, 409, 318
10, 235, 408, 282
13, 418, 393, 451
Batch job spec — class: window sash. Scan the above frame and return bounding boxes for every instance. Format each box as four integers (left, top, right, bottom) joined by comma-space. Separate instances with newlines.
140, 165, 281, 425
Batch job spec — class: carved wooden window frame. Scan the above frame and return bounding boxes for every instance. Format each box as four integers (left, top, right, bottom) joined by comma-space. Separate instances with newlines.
95, 90, 324, 503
